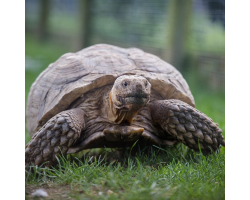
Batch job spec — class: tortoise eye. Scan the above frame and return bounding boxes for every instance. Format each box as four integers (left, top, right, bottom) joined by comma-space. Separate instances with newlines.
123, 81, 128, 87
145, 81, 148, 87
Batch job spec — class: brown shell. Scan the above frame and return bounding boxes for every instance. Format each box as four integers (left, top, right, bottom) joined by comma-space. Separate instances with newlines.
26, 44, 195, 135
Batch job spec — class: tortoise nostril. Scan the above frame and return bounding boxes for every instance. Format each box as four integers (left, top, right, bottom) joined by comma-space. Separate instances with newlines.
136, 84, 142, 90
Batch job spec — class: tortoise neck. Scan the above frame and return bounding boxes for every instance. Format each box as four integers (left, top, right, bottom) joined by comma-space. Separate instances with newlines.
109, 92, 138, 124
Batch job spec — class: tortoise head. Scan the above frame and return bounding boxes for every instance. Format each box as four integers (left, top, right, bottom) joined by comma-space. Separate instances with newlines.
110, 75, 151, 124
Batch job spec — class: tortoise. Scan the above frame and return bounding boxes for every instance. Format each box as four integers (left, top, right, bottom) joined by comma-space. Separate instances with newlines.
25, 44, 225, 167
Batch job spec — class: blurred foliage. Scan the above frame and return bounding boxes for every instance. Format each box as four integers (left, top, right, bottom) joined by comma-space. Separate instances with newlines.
25, 0, 225, 55
188, 13, 225, 55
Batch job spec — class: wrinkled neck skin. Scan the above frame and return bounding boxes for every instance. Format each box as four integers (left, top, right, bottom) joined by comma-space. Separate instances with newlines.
109, 75, 151, 124
110, 92, 140, 124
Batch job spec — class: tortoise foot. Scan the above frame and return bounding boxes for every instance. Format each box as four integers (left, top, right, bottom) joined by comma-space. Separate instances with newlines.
148, 99, 225, 153
25, 108, 85, 168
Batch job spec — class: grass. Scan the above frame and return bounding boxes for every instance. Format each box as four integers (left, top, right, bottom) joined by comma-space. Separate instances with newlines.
25, 147, 225, 200
25, 34, 225, 199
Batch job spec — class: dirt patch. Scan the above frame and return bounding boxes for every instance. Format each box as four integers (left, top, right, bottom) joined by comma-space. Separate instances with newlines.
25, 184, 83, 200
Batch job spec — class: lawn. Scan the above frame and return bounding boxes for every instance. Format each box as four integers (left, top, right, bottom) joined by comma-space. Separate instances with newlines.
25, 35, 225, 200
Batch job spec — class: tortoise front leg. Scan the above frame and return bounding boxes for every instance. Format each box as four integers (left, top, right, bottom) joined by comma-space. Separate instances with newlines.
148, 100, 225, 153
25, 108, 86, 168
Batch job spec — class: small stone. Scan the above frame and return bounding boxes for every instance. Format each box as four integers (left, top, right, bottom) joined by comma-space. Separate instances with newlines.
31, 189, 48, 197
107, 190, 114, 195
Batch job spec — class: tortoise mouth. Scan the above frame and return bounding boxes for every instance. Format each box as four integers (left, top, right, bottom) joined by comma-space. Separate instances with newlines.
125, 93, 148, 99
116, 93, 149, 106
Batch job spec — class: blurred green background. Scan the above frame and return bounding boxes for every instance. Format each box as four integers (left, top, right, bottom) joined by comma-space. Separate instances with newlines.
25, 0, 225, 143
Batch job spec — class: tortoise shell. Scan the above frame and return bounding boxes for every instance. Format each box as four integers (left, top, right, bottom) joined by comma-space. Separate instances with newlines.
26, 44, 195, 135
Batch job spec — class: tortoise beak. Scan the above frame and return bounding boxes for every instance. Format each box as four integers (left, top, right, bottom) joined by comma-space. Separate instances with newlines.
125, 93, 149, 105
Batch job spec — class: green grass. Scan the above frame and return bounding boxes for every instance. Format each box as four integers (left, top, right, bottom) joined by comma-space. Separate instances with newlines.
25, 146, 225, 199
25, 35, 225, 199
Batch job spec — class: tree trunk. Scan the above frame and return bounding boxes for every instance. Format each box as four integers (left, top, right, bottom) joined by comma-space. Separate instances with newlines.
37, 0, 50, 41
165, 0, 192, 71
78, 0, 91, 49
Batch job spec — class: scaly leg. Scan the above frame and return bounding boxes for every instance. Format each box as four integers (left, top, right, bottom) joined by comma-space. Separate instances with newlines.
25, 108, 85, 168
148, 100, 225, 153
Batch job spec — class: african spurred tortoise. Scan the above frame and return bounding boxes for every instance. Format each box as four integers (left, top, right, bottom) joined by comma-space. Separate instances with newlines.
25, 44, 225, 167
